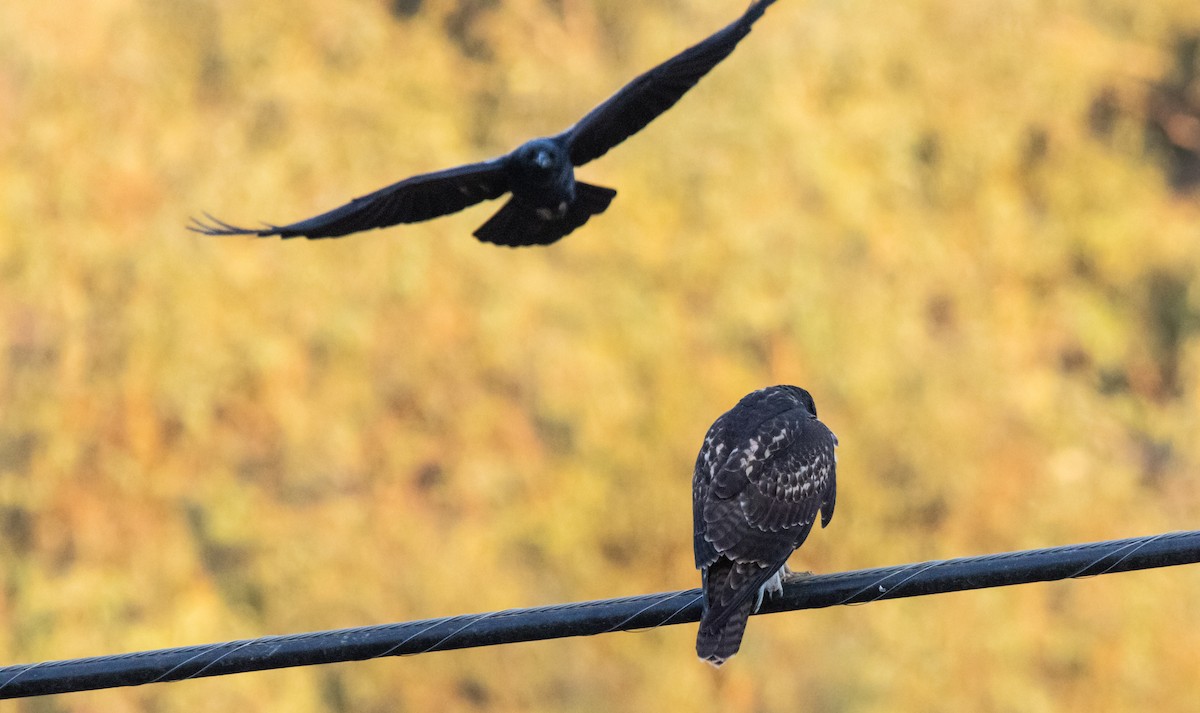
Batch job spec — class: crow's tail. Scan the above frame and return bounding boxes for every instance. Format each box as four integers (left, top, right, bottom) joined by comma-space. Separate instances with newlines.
473, 182, 616, 247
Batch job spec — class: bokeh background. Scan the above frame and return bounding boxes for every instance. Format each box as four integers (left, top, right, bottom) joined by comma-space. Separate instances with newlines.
3, 0, 1200, 710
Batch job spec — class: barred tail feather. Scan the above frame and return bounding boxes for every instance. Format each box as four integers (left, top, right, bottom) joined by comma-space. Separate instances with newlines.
696, 596, 754, 667
696, 557, 782, 666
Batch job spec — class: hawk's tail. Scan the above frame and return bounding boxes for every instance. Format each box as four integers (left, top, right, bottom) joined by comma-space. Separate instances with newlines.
473, 182, 616, 247
696, 594, 755, 667
696, 558, 778, 667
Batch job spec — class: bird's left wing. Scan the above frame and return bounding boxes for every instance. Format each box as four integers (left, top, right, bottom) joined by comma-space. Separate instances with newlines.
557, 0, 777, 167
189, 159, 510, 239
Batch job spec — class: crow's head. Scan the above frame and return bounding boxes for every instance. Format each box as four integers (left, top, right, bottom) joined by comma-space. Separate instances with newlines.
513, 138, 566, 178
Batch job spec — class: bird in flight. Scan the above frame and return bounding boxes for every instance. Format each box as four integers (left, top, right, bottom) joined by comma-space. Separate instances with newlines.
190, 0, 777, 247
692, 385, 838, 666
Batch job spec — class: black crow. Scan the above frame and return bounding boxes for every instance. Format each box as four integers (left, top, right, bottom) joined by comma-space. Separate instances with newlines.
190, 0, 777, 247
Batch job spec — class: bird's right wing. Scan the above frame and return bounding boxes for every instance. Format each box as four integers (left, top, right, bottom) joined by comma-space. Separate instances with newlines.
557, 0, 777, 167
189, 159, 510, 239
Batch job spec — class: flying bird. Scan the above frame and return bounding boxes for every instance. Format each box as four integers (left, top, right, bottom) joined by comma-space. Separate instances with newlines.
692, 385, 838, 667
190, 0, 778, 247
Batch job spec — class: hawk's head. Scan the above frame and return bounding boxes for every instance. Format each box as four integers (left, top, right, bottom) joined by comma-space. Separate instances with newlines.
779, 385, 817, 418
739, 384, 818, 422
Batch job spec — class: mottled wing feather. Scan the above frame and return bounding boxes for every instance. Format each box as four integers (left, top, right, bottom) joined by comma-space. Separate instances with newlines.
189, 159, 510, 239
558, 0, 776, 167
736, 443, 835, 533
819, 456, 837, 527
693, 421, 729, 569
709, 417, 835, 537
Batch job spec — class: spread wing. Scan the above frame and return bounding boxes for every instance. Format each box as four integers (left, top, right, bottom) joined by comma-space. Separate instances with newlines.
693, 412, 837, 628
189, 159, 510, 239
557, 0, 777, 167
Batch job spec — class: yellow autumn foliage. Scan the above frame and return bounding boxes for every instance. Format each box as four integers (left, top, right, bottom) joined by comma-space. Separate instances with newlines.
1, 0, 1199, 711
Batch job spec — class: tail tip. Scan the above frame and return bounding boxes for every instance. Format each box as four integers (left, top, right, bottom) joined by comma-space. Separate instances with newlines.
696, 633, 739, 668
701, 653, 728, 668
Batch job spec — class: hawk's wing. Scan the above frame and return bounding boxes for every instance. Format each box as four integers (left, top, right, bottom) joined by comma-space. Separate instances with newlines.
189, 159, 510, 239
694, 413, 837, 628
557, 0, 777, 167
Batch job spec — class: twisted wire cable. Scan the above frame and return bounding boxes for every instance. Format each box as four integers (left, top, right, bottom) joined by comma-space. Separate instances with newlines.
1, 530, 1197, 699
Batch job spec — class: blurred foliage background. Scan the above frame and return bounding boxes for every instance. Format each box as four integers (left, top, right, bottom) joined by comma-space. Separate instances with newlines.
2, 0, 1200, 710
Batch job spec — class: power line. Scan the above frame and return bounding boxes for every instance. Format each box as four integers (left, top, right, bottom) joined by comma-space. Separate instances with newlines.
1, 529, 1197, 699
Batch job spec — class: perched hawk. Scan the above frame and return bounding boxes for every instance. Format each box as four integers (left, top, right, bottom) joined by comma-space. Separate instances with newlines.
692, 385, 838, 666
190, 0, 778, 247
